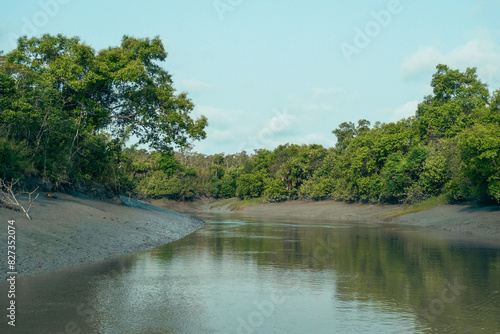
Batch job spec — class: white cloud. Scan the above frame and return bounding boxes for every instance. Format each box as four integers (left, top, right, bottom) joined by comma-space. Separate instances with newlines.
236, 109, 298, 152
401, 47, 442, 78
391, 100, 418, 121
262, 110, 296, 134
190, 105, 300, 154
192, 105, 245, 126
205, 128, 235, 141
401, 33, 500, 87
313, 87, 345, 99
178, 79, 214, 93
305, 104, 335, 112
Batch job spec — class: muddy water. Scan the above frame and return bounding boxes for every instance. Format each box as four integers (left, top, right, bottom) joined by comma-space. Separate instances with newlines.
1, 216, 500, 333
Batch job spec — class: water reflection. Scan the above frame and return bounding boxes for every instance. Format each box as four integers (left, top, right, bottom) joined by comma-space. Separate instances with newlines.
1, 217, 500, 333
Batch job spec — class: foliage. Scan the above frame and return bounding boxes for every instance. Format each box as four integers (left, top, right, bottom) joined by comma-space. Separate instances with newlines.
0, 34, 207, 189
457, 123, 500, 201
124, 64, 500, 204
416, 64, 489, 140
228, 197, 269, 210
0, 135, 33, 179
2, 48, 500, 206
236, 173, 264, 199
384, 194, 450, 218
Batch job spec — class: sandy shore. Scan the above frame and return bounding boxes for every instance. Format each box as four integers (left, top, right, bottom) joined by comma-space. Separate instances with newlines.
0, 192, 205, 278
154, 198, 500, 242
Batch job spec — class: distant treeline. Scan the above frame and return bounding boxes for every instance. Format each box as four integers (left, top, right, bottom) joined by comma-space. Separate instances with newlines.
1, 35, 499, 204
120, 64, 500, 204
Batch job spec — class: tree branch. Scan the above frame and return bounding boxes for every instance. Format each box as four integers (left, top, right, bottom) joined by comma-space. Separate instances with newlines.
0, 179, 39, 220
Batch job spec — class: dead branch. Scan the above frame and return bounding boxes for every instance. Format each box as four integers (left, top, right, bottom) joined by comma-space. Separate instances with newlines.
0, 178, 39, 220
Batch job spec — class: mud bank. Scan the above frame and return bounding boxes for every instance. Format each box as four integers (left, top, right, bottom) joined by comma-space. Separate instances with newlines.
0, 192, 205, 277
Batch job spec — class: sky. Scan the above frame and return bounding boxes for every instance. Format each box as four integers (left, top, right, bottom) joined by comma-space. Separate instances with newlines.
1, 0, 500, 155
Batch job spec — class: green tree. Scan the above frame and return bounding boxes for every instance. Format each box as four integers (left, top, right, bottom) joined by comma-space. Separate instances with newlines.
236, 173, 264, 198
212, 154, 224, 166
211, 169, 239, 198
416, 65, 489, 140
0, 34, 207, 183
332, 119, 371, 151
457, 123, 500, 201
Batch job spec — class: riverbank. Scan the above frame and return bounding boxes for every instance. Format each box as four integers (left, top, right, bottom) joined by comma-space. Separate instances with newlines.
153, 198, 500, 242
2, 194, 498, 279
0, 192, 205, 277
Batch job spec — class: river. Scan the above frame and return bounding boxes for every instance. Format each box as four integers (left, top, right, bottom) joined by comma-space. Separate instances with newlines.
2, 214, 500, 333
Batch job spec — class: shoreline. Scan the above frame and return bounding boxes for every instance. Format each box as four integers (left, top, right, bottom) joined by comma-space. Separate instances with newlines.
153, 198, 500, 243
1, 194, 498, 279
0, 192, 205, 278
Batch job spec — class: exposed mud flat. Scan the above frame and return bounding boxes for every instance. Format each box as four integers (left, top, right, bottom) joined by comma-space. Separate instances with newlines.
156, 198, 500, 243
0, 192, 204, 277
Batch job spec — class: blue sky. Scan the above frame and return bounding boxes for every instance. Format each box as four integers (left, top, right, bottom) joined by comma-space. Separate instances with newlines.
2, 0, 500, 154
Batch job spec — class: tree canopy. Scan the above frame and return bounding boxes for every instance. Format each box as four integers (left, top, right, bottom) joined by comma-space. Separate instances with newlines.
123, 65, 499, 204
0, 34, 207, 183
416, 64, 490, 139
2, 48, 499, 205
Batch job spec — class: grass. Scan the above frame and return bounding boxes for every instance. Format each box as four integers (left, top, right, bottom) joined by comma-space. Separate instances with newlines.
228, 197, 269, 211
382, 194, 449, 218
213, 194, 450, 215
208, 197, 240, 209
